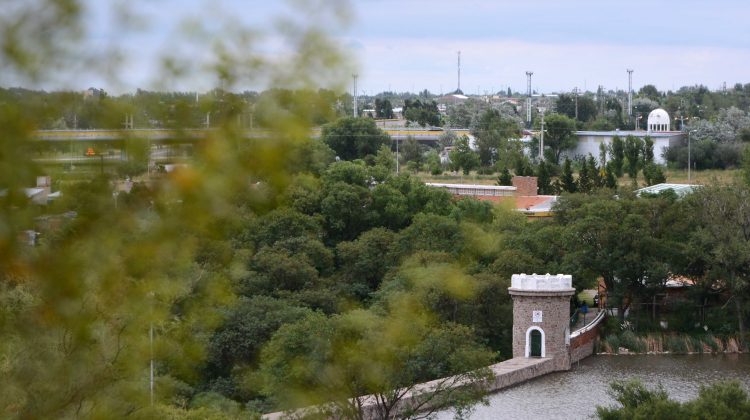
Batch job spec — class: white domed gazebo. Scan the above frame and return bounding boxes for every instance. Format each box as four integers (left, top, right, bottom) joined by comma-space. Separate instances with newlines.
647, 108, 671, 132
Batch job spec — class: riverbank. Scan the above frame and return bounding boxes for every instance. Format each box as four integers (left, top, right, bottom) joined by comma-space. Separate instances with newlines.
596, 331, 745, 355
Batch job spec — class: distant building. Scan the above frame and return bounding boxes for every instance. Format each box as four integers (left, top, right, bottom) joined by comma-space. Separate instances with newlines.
647, 108, 671, 132
84, 87, 105, 99
427, 176, 557, 218
436, 93, 469, 107
1, 176, 60, 205
564, 108, 684, 165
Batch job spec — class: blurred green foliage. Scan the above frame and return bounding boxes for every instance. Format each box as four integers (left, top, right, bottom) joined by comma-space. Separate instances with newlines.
597, 380, 750, 420
3, 2, 750, 419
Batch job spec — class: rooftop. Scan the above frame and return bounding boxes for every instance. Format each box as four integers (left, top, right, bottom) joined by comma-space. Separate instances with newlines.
575, 130, 684, 137
510, 273, 573, 291
635, 183, 701, 198
425, 182, 515, 191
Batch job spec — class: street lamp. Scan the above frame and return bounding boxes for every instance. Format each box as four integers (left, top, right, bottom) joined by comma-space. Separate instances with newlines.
538, 107, 546, 161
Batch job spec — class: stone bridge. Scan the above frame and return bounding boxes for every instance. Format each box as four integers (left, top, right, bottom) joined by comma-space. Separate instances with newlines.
265, 273, 606, 419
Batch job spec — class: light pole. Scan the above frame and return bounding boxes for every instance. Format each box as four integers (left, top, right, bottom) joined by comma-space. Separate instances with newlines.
538, 107, 546, 161
688, 130, 696, 183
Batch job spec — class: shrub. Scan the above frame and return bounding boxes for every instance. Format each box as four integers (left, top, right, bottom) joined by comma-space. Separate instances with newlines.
619, 330, 646, 353
604, 334, 621, 353
665, 335, 688, 354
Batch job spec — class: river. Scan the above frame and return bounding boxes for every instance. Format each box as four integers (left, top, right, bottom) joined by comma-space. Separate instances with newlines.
438, 354, 750, 420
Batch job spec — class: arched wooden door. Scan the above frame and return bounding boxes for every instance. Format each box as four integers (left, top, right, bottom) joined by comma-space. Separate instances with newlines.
530, 329, 543, 357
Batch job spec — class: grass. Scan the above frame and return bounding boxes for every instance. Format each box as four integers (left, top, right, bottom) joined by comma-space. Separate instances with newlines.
662, 168, 741, 186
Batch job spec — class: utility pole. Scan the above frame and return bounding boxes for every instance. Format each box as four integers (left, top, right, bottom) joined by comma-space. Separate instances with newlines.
539, 107, 546, 161
573, 87, 579, 121
627, 69, 633, 125
525, 71, 533, 128
352, 74, 358, 117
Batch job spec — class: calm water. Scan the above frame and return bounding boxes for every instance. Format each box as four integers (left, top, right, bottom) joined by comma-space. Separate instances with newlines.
438, 354, 750, 420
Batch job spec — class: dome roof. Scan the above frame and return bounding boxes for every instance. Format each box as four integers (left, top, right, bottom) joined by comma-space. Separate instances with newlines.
648, 108, 669, 122
647, 108, 671, 132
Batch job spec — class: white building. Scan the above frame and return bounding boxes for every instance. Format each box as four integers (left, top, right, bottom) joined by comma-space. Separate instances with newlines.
564, 108, 684, 165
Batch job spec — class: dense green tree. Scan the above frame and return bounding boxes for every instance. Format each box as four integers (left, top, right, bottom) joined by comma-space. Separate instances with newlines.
537, 160, 552, 194
514, 155, 534, 176
450, 198, 495, 224
610, 135, 625, 177
322, 160, 372, 187
242, 208, 323, 249
244, 247, 320, 294
449, 135, 479, 175
555, 93, 597, 123
542, 113, 578, 164
426, 149, 443, 175
396, 213, 464, 256
604, 162, 618, 189
587, 155, 603, 189
374, 144, 396, 171
320, 181, 372, 242
446, 102, 474, 128
374, 98, 394, 119
206, 296, 312, 380
638, 84, 662, 102
497, 167, 513, 186
642, 136, 655, 163
560, 158, 577, 193
624, 135, 643, 181
259, 311, 493, 419
403, 99, 441, 127
642, 163, 666, 186
321, 117, 390, 161
335, 228, 398, 298
588, 116, 615, 131
743, 145, 750, 185
577, 158, 594, 193
400, 135, 424, 166
686, 185, 750, 349
559, 194, 677, 318
597, 380, 750, 420
370, 183, 410, 230
472, 108, 521, 166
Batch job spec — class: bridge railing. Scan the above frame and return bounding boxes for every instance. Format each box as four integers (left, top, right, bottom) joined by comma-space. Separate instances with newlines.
570, 309, 605, 338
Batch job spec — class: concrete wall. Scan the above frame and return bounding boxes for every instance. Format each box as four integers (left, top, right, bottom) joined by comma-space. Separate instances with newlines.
565, 131, 684, 165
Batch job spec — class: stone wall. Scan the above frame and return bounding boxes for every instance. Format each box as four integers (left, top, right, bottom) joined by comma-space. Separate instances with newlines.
510, 291, 573, 362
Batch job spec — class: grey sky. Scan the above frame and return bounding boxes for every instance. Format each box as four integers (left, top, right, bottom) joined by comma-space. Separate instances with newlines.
14, 0, 749, 94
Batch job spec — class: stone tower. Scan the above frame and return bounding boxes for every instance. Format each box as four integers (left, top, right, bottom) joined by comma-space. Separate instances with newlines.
508, 273, 575, 369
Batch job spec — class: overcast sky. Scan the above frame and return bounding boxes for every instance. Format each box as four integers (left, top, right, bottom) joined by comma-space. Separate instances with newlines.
27, 0, 750, 94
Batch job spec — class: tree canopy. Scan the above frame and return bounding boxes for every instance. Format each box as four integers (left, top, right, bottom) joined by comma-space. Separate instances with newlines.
321, 117, 391, 161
